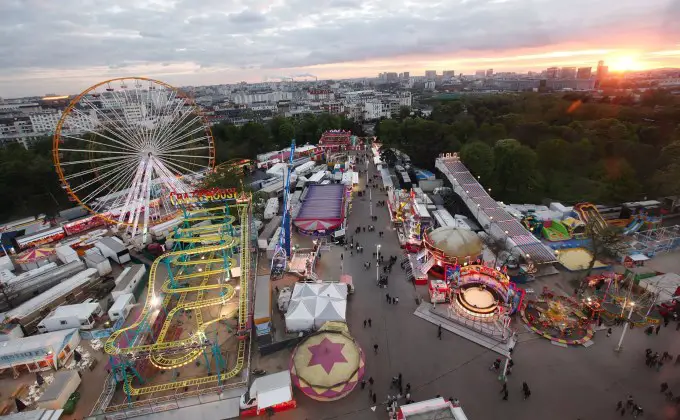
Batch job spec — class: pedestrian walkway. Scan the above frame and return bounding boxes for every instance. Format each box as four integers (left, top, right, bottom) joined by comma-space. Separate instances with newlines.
414, 303, 514, 357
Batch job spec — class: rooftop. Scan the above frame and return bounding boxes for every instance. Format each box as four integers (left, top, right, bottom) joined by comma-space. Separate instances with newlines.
48, 302, 99, 320
2, 268, 98, 320
0, 328, 77, 360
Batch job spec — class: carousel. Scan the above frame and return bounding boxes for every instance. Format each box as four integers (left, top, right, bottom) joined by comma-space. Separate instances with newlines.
289, 322, 365, 401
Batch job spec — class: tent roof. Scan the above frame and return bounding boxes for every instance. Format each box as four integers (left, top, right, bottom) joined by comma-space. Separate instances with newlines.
315, 300, 346, 321
319, 283, 348, 300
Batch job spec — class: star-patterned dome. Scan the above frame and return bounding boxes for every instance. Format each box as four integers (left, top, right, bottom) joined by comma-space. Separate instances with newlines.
289, 321, 365, 401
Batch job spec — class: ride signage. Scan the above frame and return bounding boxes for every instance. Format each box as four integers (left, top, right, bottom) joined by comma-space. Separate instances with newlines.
169, 188, 239, 206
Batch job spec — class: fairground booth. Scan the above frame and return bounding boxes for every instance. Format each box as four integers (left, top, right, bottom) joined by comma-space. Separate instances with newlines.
422, 227, 484, 279
393, 189, 433, 252
0, 328, 80, 375
293, 184, 348, 236
317, 130, 352, 154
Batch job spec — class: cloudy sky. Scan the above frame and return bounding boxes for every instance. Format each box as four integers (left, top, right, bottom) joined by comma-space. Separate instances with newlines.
1, 0, 679, 97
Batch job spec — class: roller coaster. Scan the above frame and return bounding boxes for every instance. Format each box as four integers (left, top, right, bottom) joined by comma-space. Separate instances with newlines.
103, 195, 252, 402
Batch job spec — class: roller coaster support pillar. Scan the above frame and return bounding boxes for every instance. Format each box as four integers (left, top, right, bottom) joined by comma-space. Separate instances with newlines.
166, 259, 177, 289
202, 347, 211, 375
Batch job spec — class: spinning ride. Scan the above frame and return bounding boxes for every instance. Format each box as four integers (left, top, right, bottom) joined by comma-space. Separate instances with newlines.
592, 274, 657, 326
53, 77, 215, 244
521, 288, 594, 345
450, 265, 513, 321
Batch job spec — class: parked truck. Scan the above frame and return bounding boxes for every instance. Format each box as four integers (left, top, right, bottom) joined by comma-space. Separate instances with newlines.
240, 371, 295, 415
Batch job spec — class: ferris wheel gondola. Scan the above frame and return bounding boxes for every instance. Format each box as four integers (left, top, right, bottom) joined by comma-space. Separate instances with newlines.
52, 77, 216, 243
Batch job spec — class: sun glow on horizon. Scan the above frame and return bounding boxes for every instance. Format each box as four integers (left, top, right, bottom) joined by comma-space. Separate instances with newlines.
607, 55, 646, 72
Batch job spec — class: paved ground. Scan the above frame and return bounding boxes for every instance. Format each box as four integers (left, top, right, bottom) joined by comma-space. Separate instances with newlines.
267, 154, 680, 420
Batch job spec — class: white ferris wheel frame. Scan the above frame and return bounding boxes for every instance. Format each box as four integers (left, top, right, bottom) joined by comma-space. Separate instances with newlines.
52, 77, 216, 241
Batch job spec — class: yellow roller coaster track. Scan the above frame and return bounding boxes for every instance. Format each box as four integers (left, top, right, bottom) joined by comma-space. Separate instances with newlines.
104, 201, 251, 396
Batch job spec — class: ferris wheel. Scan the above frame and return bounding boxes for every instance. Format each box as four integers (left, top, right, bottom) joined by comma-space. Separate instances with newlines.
53, 77, 215, 242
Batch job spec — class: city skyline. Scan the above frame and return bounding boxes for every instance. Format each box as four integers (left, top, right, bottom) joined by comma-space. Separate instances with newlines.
1, 0, 679, 97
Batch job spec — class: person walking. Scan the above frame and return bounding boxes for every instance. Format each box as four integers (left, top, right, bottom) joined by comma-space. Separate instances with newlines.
341, 253, 343, 261
361, 379, 366, 389
522, 382, 531, 400
368, 377, 374, 386
502, 389, 509, 400
374, 344, 379, 354
364, 319, 367, 328
368, 318, 372, 327
372, 393, 377, 404
501, 383, 508, 395
438, 324, 443, 339
606, 327, 612, 337
656, 325, 661, 335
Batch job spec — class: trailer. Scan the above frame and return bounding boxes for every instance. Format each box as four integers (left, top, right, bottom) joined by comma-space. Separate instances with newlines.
112, 264, 146, 300
94, 237, 131, 264
149, 216, 184, 240
37, 300, 103, 333
258, 216, 282, 250
264, 198, 280, 220
83, 251, 112, 276
108, 293, 135, 322
14, 227, 65, 250
56, 245, 79, 264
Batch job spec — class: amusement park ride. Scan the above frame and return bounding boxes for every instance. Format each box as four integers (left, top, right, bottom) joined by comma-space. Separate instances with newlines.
101, 189, 252, 407
53, 77, 216, 247
271, 139, 295, 278
49, 78, 259, 412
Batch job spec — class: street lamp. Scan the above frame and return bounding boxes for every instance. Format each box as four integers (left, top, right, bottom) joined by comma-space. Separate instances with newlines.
615, 302, 636, 352
376, 244, 381, 284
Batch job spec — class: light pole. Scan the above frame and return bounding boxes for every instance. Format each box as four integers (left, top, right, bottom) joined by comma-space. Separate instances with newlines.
376, 244, 381, 284
615, 302, 635, 352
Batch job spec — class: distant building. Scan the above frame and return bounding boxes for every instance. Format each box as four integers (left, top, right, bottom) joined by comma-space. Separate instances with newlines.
403, 71, 410, 79
546, 67, 559, 79
597, 60, 609, 80
424, 81, 436, 91
385, 72, 398, 82
443, 70, 456, 78
577, 67, 592, 79
425, 70, 437, 79
486, 69, 494, 77
475, 70, 486, 78
560, 67, 577, 79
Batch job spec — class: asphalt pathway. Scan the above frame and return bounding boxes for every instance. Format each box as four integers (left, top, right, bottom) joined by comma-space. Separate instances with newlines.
276, 153, 680, 420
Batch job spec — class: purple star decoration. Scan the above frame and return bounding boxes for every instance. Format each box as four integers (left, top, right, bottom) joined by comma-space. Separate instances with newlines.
307, 337, 348, 374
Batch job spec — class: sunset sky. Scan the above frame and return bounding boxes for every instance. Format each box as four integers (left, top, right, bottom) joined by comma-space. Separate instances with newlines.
0, 0, 679, 97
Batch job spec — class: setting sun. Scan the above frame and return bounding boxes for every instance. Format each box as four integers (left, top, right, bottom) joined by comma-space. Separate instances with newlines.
608, 55, 645, 72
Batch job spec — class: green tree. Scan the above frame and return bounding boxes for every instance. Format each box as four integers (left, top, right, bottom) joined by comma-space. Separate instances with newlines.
493, 139, 538, 198
460, 141, 494, 183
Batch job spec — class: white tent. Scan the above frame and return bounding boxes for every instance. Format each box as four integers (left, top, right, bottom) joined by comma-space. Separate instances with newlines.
318, 283, 348, 300
639, 273, 680, 303
285, 283, 348, 332
314, 299, 346, 328
291, 283, 319, 299
285, 299, 315, 331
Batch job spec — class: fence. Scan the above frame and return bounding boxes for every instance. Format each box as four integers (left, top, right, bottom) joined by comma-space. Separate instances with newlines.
259, 333, 309, 356
80, 316, 126, 340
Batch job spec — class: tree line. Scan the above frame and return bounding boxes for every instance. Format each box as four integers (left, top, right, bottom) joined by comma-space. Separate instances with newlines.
376, 91, 680, 205
0, 114, 362, 222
